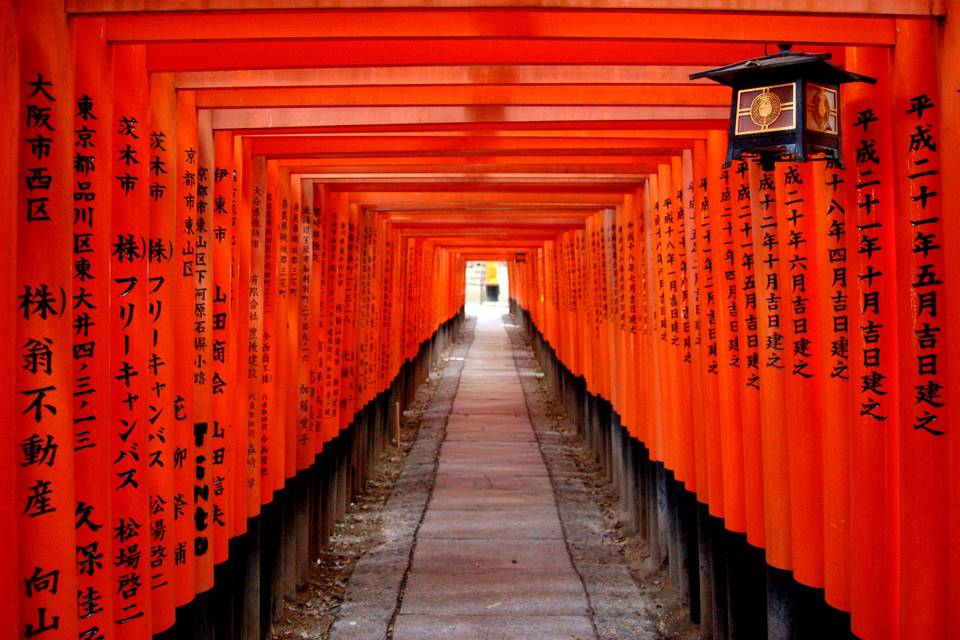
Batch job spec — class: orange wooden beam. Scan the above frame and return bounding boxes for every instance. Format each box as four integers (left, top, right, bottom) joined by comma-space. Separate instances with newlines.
196, 83, 730, 109
229, 121, 723, 135
147, 40, 843, 71
174, 65, 714, 89
210, 106, 729, 130
250, 135, 695, 156
101, 10, 896, 44
66, 1, 945, 17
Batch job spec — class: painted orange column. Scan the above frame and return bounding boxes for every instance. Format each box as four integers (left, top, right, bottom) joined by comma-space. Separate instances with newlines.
275, 174, 294, 481
660, 163, 684, 477
674, 154, 696, 491
261, 159, 280, 501
173, 89, 198, 607
567, 232, 583, 382
374, 210, 392, 408
320, 191, 344, 442
211, 130, 237, 562
230, 134, 248, 535
233, 143, 254, 523
620, 198, 637, 435
580, 220, 594, 397
192, 108, 215, 593
647, 172, 666, 466
146, 70, 178, 632
110, 44, 153, 636
844, 44, 900, 640
685, 151, 709, 500
310, 183, 326, 454
940, 4, 960, 635
711, 155, 741, 525
604, 208, 618, 414
633, 189, 650, 445
276, 175, 299, 480
71, 16, 117, 640
891, 17, 950, 638
244, 153, 266, 515
339, 202, 360, 431
702, 132, 727, 517
775, 161, 824, 588
0, 1, 20, 633
811, 158, 852, 611
297, 181, 316, 468
731, 160, 761, 543
750, 160, 791, 570
15, 2, 78, 638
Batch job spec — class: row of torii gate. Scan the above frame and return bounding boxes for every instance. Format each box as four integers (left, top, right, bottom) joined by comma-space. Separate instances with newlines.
3, 2, 959, 640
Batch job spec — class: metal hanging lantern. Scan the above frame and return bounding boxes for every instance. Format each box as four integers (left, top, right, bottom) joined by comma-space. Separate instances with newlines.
690, 44, 875, 169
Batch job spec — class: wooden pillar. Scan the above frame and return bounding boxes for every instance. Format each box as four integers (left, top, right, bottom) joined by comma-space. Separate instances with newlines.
891, 17, 950, 638
110, 43, 154, 638
810, 152, 852, 614
0, 1, 20, 632
15, 1, 78, 638
147, 69, 178, 634
71, 16, 117, 640
843, 44, 900, 640
774, 160, 825, 590
748, 159, 792, 575
939, 5, 960, 636
212, 129, 238, 567
173, 88, 199, 609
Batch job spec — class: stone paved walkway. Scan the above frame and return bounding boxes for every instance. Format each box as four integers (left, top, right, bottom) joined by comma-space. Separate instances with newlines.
329, 308, 658, 640
392, 309, 594, 640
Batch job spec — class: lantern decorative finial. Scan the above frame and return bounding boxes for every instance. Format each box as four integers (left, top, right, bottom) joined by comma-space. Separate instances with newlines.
691, 45, 875, 169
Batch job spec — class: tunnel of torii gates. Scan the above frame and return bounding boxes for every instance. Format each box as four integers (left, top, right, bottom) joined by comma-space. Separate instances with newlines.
3, 1, 960, 639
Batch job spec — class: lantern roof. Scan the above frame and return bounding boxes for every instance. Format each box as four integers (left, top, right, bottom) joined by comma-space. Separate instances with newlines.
689, 44, 876, 87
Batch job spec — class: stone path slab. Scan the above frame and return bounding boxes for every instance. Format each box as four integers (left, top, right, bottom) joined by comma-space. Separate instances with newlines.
394, 309, 595, 638
330, 308, 659, 640
392, 614, 596, 640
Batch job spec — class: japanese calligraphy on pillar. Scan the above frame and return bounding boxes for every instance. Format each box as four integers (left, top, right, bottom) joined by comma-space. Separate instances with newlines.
260, 165, 277, 496
750, 160, 792, 567
110, 46, 152, 632
852, 104, 893, 424
734, 162, 759, 390
172, 91, 198, 602
72, 19, 115, 640
821, 162, 850, 382
276, 177, 292, 478
18, 18, 80, 634
146, 72, 176, 632
813, 156, 852, 611
732, 160, 760, 539
778, 163, 815, 381
210, 130, 235, 560
755, 168, 783, 372
719, 167, 740, 370
900, 93, 946, 435
297, 190, 314, 465
192, 118, 215, 585
246, 158, 266, 510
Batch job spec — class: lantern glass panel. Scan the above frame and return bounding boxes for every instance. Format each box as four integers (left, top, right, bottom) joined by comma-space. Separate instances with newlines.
806, 83, 839, 135
735, 82, 797, 136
